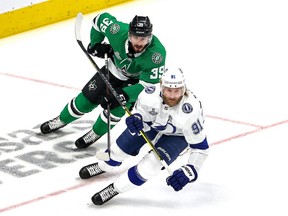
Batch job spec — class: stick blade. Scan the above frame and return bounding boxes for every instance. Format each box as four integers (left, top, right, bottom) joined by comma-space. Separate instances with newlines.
96, 151, 110, 161
75, 12, 84, 41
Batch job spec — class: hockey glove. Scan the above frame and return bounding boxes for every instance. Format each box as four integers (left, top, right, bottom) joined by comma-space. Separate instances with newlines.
125, 113, 144, 134
100, 88, 129, 110
87, 43, 114, 58
166, 165, 198, 191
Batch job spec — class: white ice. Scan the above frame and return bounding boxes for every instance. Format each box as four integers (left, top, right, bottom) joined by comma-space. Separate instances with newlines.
0, 0, 288, 215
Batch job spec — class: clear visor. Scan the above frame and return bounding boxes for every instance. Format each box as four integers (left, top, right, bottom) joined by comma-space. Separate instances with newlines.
129, 34, 152, 43
161, 86, 185, 97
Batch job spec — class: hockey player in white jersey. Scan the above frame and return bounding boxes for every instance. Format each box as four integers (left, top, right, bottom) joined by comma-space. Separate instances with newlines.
78, 66, 209, 205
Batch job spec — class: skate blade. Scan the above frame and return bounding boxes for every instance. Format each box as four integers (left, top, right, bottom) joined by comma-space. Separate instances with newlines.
71, 146, 81, 151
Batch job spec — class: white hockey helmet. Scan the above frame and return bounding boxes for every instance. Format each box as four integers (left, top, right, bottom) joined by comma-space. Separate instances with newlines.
161, 66, 186, 94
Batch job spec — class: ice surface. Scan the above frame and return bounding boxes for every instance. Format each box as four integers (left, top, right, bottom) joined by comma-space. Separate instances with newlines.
0, 0, 288, 215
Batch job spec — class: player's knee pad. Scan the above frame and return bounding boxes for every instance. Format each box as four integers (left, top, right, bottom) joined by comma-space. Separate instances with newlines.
136, 151, 163, 180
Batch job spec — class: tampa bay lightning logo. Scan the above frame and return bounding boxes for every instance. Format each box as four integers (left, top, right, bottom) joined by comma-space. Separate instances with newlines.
182, 103, 193, 113
145, 86, 156, 94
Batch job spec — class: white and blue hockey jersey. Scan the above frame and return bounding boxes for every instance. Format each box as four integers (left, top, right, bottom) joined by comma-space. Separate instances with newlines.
134, 83, 207, 148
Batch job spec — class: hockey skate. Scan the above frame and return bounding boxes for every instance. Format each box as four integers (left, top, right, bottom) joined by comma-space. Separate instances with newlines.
74, 129, 101, 149
40, 116, 66, 134
91, 183, 119, 205
79, 162, 105, 179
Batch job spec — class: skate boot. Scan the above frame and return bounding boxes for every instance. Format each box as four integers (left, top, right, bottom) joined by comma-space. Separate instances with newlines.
79, 162, 105, 179
75, 129, 101, 149
40, 116, 66, 134
91, 183, 119, 205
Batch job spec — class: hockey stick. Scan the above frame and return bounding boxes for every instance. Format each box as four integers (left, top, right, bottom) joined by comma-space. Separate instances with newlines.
75, 13, 172, 174
95, 53, 111, 161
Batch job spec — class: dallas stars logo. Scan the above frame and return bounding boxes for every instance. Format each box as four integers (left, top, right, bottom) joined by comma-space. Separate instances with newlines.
109, 24, 120, 34
152, 52, 163, 64
88, 80, 97, 91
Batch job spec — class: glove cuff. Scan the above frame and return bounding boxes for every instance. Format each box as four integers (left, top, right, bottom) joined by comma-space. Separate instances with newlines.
128, 130, 141, 136
181, 165, 198, 182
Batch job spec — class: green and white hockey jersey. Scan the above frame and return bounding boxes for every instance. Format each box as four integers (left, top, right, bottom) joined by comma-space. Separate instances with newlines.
89, 12, 166, 102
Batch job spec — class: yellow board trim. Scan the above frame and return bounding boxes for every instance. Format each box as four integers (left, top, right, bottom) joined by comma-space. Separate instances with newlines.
0, 0, 133, 39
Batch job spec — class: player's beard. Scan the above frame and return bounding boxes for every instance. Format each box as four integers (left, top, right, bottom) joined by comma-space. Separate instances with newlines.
163, 95, 183, 107
132, 44, 145, 53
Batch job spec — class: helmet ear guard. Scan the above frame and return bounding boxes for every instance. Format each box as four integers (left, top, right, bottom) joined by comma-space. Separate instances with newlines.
129, 15, 153, 37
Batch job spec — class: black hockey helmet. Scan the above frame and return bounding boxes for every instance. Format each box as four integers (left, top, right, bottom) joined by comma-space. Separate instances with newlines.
129, 15, 153, 37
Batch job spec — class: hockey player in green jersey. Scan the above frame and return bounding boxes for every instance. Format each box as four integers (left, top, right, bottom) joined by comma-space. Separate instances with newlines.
40, 12, 166, 149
